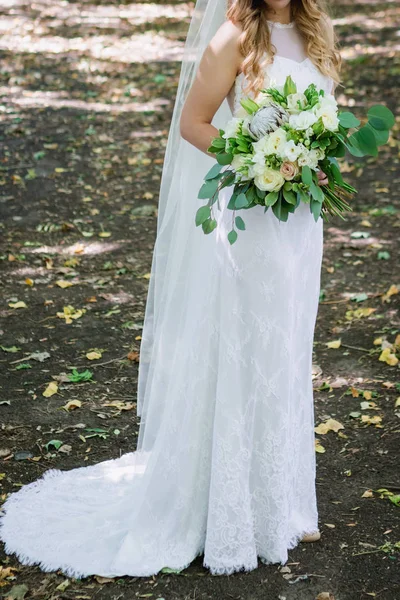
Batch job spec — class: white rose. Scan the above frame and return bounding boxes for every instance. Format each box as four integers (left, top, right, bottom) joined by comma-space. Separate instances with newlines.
254, 166, 285, 192
280, 139, 302, 161
223, 117, 242, 139
253, 127, 287, 156
231, 154, 247, 172
248, 152, 266, 178
287, 92, 307, 114
314, 106, 339, 132
289, 110, 318, 131
297, 146, 323, 170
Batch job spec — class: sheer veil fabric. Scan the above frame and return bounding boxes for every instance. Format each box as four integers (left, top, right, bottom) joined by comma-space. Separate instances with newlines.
0, 1, 333, 579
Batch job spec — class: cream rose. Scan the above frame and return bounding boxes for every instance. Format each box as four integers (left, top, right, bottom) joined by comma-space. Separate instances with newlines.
254, 167, 285, 192
280, 161, 299, 181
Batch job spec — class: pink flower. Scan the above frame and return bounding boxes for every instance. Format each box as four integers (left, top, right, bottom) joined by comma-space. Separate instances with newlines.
280, 161, 299, 181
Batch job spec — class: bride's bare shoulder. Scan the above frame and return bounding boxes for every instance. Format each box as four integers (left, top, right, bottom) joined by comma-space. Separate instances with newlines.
210, 18, 243, 53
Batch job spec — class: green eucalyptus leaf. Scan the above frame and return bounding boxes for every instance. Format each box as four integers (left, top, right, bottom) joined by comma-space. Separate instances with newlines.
350, 126, 378, 157
338, 111, 360, 128
198, 178, 220, 199
235, 193, 250, 209
216, 152, 233, 165
367, 104, 395, 129
365, 122, 389, 146
228, 229, 238, 245
202, 218, 217, 234
195, 205, 211, 226
235, 216, 246, 230
204, 163, 224, 180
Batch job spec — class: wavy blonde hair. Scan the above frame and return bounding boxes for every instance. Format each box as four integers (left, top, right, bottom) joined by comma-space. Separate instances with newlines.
226, 0, 342, 95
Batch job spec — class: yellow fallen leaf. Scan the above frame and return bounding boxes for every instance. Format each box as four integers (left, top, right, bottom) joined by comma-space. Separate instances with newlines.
141, 273, 151, 279
363, 390, 372, 400
395, 397, 400, 408
360, 401, 378, 411
86, 351, 102, 360
373, 337, 383, 346
361, 414, 382, 426
324, 523, 335, 528
326, 339, 341, 349
9, 301, 27, 309
315, 418, 344, 435
62, 400, 82, 411
55, 167, 67, 173
345, 307, 377, 320
361, 220, 372, 227
43, 381, 58, 397
362, 490, 374, 498
379, 347, 399, 366
382, 284, 398, 303
315, 439, 326, 453
56, 305, 85, 324
98, 231, 111, 238
64, 258, 79, 267
394, 334, 400, 349
56, 280, 74, 289
25, 278, 34, 286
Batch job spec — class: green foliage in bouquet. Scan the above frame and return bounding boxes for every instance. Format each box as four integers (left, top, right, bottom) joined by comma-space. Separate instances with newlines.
195, 75, 395, 244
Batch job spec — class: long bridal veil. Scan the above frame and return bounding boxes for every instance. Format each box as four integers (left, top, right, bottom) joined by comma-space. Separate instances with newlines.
137, 0, 232, 427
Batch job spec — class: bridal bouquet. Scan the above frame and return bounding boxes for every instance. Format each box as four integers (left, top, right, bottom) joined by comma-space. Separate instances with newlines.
195, 75, 395, 244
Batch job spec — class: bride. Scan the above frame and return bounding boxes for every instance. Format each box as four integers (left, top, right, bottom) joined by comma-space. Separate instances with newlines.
0, 0, 341, 578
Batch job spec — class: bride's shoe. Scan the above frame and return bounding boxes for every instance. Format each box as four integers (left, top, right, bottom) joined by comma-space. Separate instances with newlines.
300, 531, 321, 543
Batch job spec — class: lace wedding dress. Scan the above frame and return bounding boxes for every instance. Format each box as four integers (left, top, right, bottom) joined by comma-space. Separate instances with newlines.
0, 20, 333, 578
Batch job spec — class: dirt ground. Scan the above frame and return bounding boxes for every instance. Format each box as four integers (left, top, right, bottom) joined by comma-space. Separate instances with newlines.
0, 1, 399, 599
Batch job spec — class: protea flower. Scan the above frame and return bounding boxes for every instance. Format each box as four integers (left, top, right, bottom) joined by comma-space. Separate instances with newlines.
248, 102, 290, 141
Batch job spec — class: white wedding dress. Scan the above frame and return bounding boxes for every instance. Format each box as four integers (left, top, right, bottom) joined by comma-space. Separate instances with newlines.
0, 20, 333, 578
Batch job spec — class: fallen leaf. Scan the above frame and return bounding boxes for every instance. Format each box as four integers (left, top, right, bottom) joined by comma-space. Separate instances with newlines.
56, 280, 74, 288
382, 284, 398, 303
62, 400, 82, 411
8, 301, 27, 309
316, 594, 335, 600
55, 580, 70, 592
361, 415, 382, 426
361, 490, 374, 498
315, 439, 326, 453
86, 351, 102, 360
345, 307, 376, 320
326, 339, 341, 349
324, 523, 335, 528
42, 381, 58, 397
315, 418, 344, 435
379, 347, 398, 366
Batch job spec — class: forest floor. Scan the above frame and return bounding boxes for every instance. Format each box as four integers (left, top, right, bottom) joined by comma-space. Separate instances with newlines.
0, 1, 399, 599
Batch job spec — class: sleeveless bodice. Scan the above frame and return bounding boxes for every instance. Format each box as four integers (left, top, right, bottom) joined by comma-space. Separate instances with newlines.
228, 20, 333, 114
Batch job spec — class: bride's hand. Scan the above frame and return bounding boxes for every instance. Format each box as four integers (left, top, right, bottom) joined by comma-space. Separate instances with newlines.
317, 170, 329, 186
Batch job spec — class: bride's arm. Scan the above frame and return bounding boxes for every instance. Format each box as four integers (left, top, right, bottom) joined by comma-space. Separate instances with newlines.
180, 20, 243, 156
